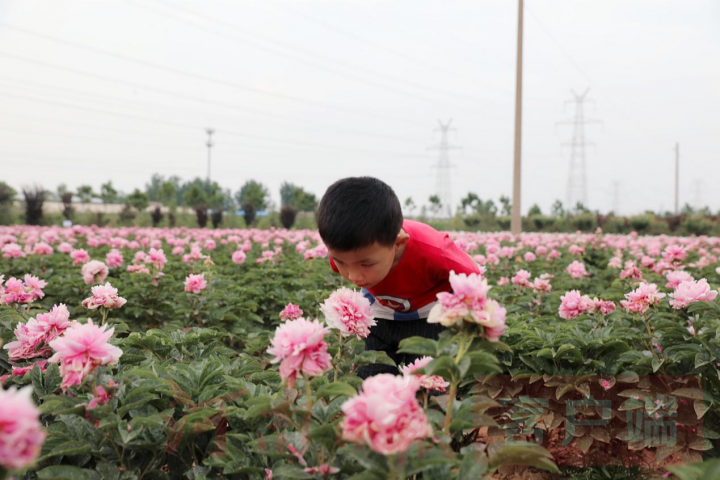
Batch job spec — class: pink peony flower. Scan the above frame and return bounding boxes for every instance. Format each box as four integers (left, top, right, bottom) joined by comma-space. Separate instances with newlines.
22, 274, 47, 301
600, 379, 611, 390
341, 374, 432, 455
588, 298, 616, 316
105, 249, 124, 268
497, 276, 509, 286
2, 243, 25, 258
558, 290, 592, 320
81, 260, 109, 285
3, 305, 72, 360
267, 318, 331, 388
320, 287, 375, 338
82, 283, 127, 310
0, 386, 46, 470
172, 246, 184, 256
669, 279, 717, 309
428, 271, 506, 341
566, 261, 588, 279
184, 274, 207, 293
231, 250, 246, 264
147, 248, 167, 270
511, 269, 532, 287
70, 249, 90, 265
400, 356, 449, 392
523, 252, 536, 262
87, 379, 117, 410
608, 256, 623, 269
48, 319, 123, 390
620, 283, 666, 314
531, 277, 552, 293
32, 242, 53, 256
663, 244, 687, 264
279, 303, 303, 321
11, 360, 48, 378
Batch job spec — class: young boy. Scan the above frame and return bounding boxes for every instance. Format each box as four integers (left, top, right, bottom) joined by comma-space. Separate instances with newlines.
316, 176, 481, 380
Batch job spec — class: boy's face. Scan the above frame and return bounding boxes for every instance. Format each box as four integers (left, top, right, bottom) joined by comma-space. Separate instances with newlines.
328, 237, 405, 290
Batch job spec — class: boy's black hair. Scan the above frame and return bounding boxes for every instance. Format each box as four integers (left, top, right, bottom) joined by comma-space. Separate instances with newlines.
316, 177, 403, 251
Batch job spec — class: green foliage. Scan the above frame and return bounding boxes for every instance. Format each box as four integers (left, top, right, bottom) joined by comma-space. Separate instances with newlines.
125, 189, 149, 212
237, 180, 269, 211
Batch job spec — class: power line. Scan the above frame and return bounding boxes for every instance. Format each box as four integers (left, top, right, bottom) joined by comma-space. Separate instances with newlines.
0, 73, 423, 144
266, 0, 510, 94
0, 41, 425, 127
144, 0, 497, 105
0, 90, 429, 158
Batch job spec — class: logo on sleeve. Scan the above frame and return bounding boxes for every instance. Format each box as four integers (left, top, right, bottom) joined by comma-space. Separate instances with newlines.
376, 295, 412, 312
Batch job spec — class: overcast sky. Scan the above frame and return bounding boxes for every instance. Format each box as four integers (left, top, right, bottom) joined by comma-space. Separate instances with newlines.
1, 0, 719, 216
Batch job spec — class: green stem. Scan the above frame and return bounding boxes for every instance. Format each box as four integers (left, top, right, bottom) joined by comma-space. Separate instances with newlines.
443, 381, 458, 435
101, 308, 108, 326
454, 333, 469, 363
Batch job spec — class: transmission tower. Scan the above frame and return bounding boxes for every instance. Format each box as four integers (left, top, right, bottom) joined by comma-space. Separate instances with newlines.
427, 120, 461, 218
557, 89, 600, 211
206, 128, 215, 183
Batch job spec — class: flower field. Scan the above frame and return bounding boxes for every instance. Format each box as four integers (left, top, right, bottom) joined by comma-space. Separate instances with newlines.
0, 225, 719, 480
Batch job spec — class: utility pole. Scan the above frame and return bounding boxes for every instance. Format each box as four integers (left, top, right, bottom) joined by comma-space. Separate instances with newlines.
511, 0, 523, 235
206, 128, 215, 183
558, 89, 600, 212
428, 120, 461, 218
674, 142, 679, 215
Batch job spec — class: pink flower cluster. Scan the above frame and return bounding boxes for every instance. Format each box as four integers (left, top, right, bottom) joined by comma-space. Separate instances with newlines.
427, 271, 506, 342
620, 283, 666, 314
559, 291, 615, 319
231, 250, 247, 264
669, 278, 717, 309
82, 282, 127, 310
81, 260, 109, 285
320, 287, 375, 338
279, 303, 303, 321
48, 319, 123, 390
0, 274, 47, 305
341, 374, 432, 455
4, 304, 71, 360
566, 261, 589, 279
105, 249, 124, 267
400, 356, 449, 392
665, 270, 693, 290
0, 386, 46, 470
70, 248, 90, 265
267, 318, 331, 388
184, 274, 207, 293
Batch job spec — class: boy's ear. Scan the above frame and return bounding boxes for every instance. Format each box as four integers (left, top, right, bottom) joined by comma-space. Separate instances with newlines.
394, 230, 410, 248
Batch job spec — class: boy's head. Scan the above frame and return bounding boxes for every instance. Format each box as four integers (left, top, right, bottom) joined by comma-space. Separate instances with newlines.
317, 177, 406, 289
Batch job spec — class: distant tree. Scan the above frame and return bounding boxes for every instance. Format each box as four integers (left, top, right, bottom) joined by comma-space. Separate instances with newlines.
236, 180, 269, 211
99, 181, 119, 204
242, 202, 257, 227
280, 205, 298, 229
125, 189, 149, 213
61, 192, 74, 220
145, 173, 164, 201
23, 186, 45, 225
404, 197, 416, 217
0, 181, 17, 224
183, 184, 209, 228
76, 185, 95, 203
499, 195, 512, 216
551, 200, 564, 218
428, 195, 442, 216
151, 206, 164, 227
158, 181, 177, 207
681, 203, 695, 216
528, 204, 543, 216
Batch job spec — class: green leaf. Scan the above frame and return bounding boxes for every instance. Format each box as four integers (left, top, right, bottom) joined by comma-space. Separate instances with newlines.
464, 351, 502, 376
458, 445, 489, 479
652, 356, 664, 373
309, 423, 338, 450
671, 388, 705, 400
352, 350, 396, 367
397, 336, 438, 356
39, 441, 92, 461
577, 435, 593, 453
37, 466, 101, 480
315, 382, 356, 400
426, 356, 460, 381
488, 444, 558, 472
269, 464, 312, 479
